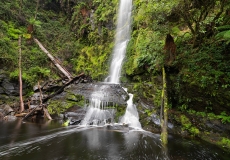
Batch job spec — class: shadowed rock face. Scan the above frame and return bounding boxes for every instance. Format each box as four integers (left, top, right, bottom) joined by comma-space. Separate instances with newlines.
68, 83, 129, 105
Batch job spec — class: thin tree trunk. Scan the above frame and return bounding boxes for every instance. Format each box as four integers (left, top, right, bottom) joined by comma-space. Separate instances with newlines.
161, 67, 168, 145
34, 0, 39, 20
18, 36, 24, 113
34, 38, 73, 80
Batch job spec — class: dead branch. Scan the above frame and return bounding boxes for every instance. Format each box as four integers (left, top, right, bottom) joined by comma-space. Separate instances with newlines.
34, 38, 73, 80
42, 73, 85, 103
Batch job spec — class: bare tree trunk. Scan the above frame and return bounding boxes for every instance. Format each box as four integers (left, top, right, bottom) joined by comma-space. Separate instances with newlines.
18, 36, 24, 113
34, 38, 73, 80
34, 0, 39, 20
161, 67, 168, 145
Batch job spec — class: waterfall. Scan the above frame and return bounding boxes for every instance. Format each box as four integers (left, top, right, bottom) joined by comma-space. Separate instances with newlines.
81, 0, 141, 129
119, 94, 142, 129
107, 0, 132, 83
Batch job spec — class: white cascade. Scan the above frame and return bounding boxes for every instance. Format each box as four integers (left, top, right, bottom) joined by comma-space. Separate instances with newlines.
81, 86, 114, 126
108, 0, 132, 83
119, 93, 142, 129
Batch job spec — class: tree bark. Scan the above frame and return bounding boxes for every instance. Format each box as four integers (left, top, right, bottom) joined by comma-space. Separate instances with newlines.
34, 38, 73, 80
42, 73, 85, 103
161, 67, 168, 145
34, 0, 39, 20
43, 107, 52, 120
18, 36, 24, 113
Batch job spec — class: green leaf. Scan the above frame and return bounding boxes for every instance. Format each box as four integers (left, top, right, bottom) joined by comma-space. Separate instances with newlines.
23, 33, 31, 39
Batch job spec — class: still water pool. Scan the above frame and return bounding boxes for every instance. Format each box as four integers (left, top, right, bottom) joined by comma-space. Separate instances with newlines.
0, 119, 229, 160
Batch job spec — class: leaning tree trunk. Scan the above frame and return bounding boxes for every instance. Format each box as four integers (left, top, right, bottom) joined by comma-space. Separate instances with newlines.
160, 66, 168, 145
34, 38, 73, 80
18, 36, 24, 113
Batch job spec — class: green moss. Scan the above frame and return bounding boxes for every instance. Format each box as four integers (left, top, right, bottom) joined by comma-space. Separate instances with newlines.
187, 110, 230, 124
144, 109, 154, 117
47, 100, 77, 115
177, 114, 200, 136
65, 91, 85, 107
114, 105, 126, 122
217, 137, 230, 149
190, 126, 200, 135
180, 115, 192, 129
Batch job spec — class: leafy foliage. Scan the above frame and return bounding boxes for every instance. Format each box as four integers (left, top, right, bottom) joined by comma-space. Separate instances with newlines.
216, 25, 230, 44
177, 114, 200, 136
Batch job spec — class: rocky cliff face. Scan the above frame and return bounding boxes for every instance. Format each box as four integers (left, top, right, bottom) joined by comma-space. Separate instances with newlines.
0, 70, 26, 104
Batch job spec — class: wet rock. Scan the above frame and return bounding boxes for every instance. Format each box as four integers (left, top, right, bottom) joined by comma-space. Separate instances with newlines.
64, 109, 86, 125
2, 80, 14, 91
0, 86, 5, 94
205, 119, 230, 135
0, 71, 27, 98
65, 111, 85, 118
106, 124, 130, 132
0, 104, 14, 116
69, 119, 81, 125
69, 83, 129, 105
33, 84, 40, 91
3, 115, 17, 121
143, 124, 161, 133
31, 92, 42, 100
152, 114, 161, 126
50, 114, 64, 120
0, 112, 3, 121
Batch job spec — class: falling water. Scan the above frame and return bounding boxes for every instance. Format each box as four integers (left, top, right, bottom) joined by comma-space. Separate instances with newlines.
81, 0, 141, 129
81, 85, 114, 126
107, 0, 132, 83
120, 94, 142, 129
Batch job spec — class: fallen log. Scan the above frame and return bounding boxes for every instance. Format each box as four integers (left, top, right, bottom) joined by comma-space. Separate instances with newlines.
22, 73, 85, 120
22, 105, 41, 120
34, 38, 73, 80
43, 107, 52, 120
42, 73, 85, 103
15, 113, 27, 117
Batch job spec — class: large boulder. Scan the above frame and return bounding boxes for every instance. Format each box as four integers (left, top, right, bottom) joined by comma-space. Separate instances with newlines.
0, 70, 27, 97
0, 104, 14, 116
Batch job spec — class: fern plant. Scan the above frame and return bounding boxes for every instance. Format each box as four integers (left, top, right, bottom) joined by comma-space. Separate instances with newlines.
216, 25, 230, 44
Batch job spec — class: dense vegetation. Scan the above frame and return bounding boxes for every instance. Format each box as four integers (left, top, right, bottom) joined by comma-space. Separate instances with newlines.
0, 0, 230, 118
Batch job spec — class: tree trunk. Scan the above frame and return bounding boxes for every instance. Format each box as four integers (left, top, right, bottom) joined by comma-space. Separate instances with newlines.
161, 66, 168, 145
34, 0, 39, 20
34, 38, 73, 80
18, 36, 24, 113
